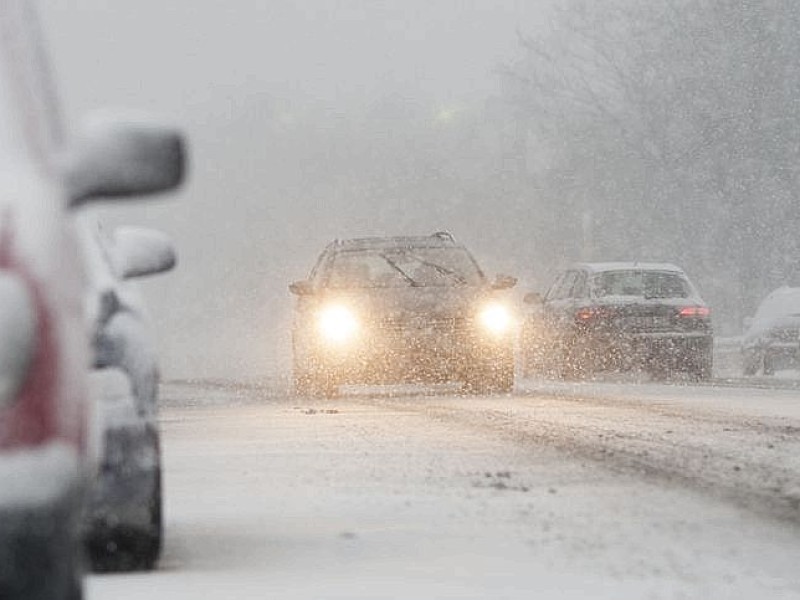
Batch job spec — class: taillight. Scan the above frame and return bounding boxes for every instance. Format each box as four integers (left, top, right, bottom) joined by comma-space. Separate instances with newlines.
575, 307, 609, 321
678, 306, 710, 318
0, 272, 36, 409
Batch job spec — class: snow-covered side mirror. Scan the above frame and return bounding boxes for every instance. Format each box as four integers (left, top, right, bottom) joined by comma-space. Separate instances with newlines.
523, 291, 543, 305
491, 274, 517, 290
289, 280, 314, 296
113, 227, 176, 279
66, 117, 186, 207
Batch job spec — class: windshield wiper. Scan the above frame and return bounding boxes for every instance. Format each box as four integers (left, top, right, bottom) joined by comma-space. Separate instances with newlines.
379, 253, 419, 286
401, 252, 468, 285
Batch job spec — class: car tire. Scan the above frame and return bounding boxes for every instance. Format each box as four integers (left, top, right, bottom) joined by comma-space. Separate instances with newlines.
0, 493, 85, 600
87, 468, 163, 573
742, 351, 759, 376
762, 357, 774, 376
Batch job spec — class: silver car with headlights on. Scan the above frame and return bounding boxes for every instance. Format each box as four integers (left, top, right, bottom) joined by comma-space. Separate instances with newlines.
290, 232, 517, 396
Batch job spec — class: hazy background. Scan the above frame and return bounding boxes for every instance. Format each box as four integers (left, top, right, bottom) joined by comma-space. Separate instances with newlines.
40, 1, 551, 380
39, 1, 800, 380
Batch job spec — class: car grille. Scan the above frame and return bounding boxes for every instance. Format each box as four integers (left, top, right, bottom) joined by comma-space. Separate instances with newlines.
378, 315, 468, 333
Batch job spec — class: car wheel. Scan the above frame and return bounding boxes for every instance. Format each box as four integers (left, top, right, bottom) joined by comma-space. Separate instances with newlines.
87, 468, 163, 573
140, 467, 164, 570
0, 493, 85, 600
742, 350, 759, 376
763, 353, 775, 376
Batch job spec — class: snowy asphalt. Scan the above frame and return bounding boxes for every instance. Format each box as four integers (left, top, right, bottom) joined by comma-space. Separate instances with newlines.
87, 378, 800, 599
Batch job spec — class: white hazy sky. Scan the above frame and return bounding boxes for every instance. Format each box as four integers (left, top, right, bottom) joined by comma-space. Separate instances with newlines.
39, 1, 552, 379
42, 1, 548, 112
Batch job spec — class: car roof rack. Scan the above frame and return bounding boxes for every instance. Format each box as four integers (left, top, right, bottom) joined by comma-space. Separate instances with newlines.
430, 230, 455, 242
328, 232, 460, 251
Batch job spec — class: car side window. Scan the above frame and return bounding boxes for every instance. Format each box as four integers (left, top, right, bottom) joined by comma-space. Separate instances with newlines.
558, 271, 578, 300
571, 271, 587, 298
545, 273, 565, 301
310, 249, 332, 283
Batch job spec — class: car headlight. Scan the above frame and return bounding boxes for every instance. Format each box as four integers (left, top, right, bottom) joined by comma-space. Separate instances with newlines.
317, 304, 359, 344
479, 302, 513, 336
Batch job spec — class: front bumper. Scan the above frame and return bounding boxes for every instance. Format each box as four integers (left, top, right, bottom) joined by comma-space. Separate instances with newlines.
301, 327, 514, 384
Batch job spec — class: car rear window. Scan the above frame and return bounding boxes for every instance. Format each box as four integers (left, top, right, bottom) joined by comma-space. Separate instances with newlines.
591, 270, 689, 299
753, 288, 800, 324
326, 247, 484, 288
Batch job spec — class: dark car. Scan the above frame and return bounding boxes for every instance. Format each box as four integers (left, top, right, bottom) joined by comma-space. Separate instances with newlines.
290, 232, 517, 395
741, 287, 800, 376
521, 262, 713, 380
80, 220, 177, 572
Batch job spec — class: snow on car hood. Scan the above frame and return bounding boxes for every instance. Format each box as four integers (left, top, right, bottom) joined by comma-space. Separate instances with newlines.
318, 284, 497, 322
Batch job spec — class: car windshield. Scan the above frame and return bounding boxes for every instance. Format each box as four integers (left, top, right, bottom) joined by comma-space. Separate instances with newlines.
591, 270, 689, 299
325, 247, 484, 288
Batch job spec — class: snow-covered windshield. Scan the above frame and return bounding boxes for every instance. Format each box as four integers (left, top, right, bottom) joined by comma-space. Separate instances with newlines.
592, 271, 690, 299
326, 247, 484, 288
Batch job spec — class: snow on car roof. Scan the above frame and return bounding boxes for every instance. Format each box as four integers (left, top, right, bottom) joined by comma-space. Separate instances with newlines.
330, 232, 460, 251
577, 262, 685, 274
753, 286, 800, 323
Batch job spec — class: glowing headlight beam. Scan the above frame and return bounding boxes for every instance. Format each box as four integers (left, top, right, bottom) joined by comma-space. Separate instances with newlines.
317, 304, 359, 344
479, 303, 513, 335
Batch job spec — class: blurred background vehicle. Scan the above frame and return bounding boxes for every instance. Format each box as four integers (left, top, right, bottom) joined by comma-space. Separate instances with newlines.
521, 263, 713, 381
80, 219, 177, 572
0, 1, 185, 598
741, 287, 800, 376
290, 232, 517, 396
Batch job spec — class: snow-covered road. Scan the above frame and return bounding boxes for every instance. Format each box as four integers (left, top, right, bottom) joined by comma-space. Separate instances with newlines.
88, 379, 800, 599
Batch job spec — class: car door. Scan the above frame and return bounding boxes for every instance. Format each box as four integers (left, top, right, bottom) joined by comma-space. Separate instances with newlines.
543, 270, 578, 347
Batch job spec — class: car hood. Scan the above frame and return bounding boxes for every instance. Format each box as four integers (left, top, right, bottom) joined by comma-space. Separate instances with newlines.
317, 285, 495, 321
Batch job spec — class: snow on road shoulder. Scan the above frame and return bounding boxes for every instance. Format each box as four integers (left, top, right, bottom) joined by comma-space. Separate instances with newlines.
88, 381, 800, 599
517, 376, 800, 420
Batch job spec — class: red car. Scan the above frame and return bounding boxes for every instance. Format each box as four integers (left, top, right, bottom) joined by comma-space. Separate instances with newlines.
0, 3, 185, 598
